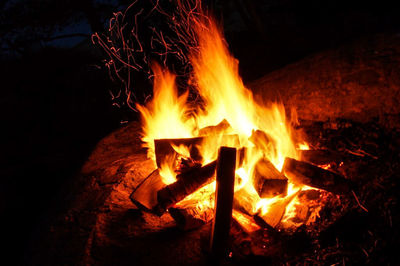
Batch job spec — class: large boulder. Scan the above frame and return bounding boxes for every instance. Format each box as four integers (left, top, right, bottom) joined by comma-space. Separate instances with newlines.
250, 34, 400, 129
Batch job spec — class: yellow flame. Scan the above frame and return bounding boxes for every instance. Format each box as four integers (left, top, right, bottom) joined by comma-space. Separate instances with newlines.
137, 16, 317, 231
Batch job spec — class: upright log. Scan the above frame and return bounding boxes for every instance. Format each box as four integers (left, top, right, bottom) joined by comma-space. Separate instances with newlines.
282, 157, 351, 194
155, 160, 217, 215
210, 147, 236, 259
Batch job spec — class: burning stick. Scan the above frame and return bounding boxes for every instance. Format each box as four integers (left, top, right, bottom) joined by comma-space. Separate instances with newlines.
253, 158, 288, 198
283, 157, 351, 194
155, 160, 217, 215
210, 147, 236, 259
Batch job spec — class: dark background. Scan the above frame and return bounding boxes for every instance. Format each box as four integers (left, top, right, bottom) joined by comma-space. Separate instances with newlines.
1, 0, 399, 264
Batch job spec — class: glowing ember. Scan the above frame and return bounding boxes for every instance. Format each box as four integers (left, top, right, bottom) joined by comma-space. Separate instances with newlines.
135, 10, 321, 231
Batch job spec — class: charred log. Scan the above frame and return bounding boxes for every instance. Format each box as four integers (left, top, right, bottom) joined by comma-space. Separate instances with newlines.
282, 157, 351, 194
210, 147, 236, 259
253, 158, 288, 198
155, 160, 217, 215
130, 169, 165, 211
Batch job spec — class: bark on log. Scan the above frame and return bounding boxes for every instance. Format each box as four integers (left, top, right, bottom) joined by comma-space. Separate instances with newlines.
282, 157, 351, 194
155, 160, 217, 215
210, 147, 237, 259
130, 169, 166, 211
253, 158, 288, 198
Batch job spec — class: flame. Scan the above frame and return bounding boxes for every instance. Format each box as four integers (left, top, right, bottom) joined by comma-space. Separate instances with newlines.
137, 14, 320, 231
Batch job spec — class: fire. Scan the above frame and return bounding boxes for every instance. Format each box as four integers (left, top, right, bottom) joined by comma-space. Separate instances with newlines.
136, 14, 318, 230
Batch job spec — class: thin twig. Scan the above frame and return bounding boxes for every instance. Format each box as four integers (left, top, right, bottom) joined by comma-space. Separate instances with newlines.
352, 190, 368, 212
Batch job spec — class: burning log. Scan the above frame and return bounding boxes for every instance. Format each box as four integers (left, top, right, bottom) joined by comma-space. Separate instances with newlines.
154, 135, 240, 168
210, 147, 236, 259
129, 169, 166, 212
154, 137, 203, 168
256, 191, 300, 228
155, 160, 217, 215
253, 158, 288, 198
282, 157, 351, 194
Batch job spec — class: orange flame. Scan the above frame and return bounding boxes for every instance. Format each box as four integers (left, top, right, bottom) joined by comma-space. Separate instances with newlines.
137, 15, 319, 231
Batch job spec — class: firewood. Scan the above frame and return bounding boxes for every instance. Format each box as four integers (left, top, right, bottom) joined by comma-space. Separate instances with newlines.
233, 188, 259, 216
154, 135, 239, 168
232, 210, 260, 234
169, 205, 213, 231
255, 191, 300, 228
154, 137, 203, 168
210, 147, 236, 259
253, 158, 288, 198
282, 157, 351, 194
154, 160, 217, 215
199, 119, 232, 136
129, 169, 166, 211
300, 149, 345, 166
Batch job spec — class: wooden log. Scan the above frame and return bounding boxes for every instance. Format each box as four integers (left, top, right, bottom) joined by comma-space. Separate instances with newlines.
169, 205, 214, 231
210, 147, 236, 259
253, 158, 288, 198
233, 188, 258, 216
232, 210, 260, 234
300, 149, 346, 166
155, 160, 217, 215
129, 169, 166, 211
282, 157, 351, 194
199, 119, 232, 136
255, 191, 300, 228
154, 137, 203, 168
154, 135, 240, 168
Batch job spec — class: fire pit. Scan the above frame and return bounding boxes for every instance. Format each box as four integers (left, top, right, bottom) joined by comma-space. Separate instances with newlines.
28, 1, 400, 265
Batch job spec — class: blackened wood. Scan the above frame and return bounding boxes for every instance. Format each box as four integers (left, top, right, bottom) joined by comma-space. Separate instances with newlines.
129, 169, 165, 211
154, 137, 203, 168
210, 147, 236, 259
253, 158, 288, 198
283, 157, 351, 194
300, 149, 346, 166
169, 206, 213, 231
155, 160, 217, 215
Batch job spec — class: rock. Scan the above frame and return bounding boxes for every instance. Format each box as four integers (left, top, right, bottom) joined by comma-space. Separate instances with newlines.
250, 33, 400, 129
